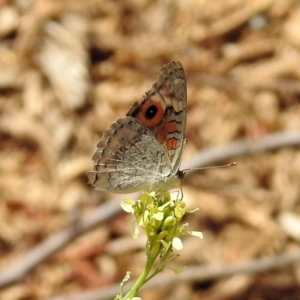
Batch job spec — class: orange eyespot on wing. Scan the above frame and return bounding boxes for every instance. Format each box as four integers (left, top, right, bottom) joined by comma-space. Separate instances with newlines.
130, 100, 165, 128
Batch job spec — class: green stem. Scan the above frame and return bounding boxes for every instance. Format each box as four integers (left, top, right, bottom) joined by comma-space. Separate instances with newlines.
122, 255, 158, 299
145, 246, 172, 283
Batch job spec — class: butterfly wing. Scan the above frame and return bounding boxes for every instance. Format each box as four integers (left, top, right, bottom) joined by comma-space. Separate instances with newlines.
127, 61, 187, 173
87, 117, 173, 193
88, 61, 187, 193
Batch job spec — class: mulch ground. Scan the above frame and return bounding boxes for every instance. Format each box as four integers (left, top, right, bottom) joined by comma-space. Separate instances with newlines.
1, 0, 300, 299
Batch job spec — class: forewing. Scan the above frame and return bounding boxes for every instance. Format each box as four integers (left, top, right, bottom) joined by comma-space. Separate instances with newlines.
127, 61, 187, 172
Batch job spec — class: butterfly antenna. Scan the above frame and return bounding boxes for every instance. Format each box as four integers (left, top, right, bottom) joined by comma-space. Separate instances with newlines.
182, 162, 237, 173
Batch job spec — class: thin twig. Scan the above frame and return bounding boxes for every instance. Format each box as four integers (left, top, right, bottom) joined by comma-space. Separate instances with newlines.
0, 201, 124, 288
183, 130, 300, 174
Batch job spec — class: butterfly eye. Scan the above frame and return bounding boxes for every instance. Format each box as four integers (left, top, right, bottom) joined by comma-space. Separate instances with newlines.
145, 105, 158, 119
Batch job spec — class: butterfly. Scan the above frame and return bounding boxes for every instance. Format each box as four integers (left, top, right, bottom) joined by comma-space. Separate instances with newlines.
87, 61, 187, 193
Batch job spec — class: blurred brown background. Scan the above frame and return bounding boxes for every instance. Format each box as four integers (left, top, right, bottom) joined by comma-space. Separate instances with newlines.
1, 0, 300, 299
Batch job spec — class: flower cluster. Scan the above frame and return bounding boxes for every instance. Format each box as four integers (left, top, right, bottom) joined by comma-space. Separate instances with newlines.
121, 191, 202, 274
116, 191, 202, 299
